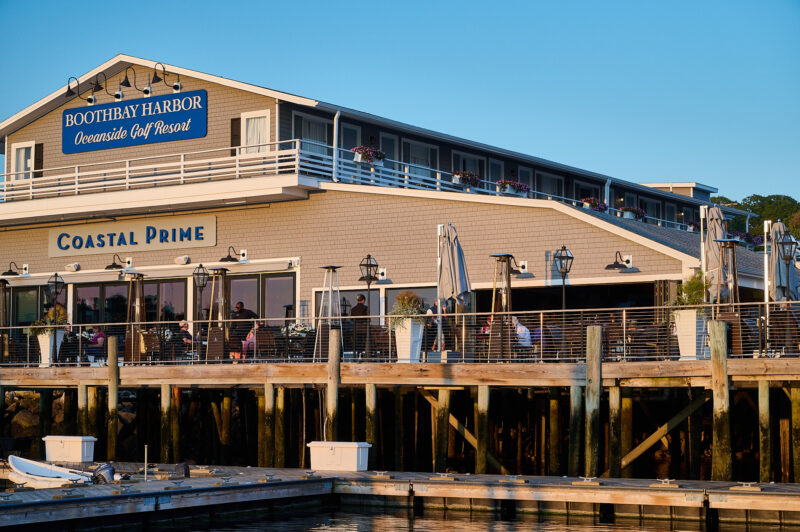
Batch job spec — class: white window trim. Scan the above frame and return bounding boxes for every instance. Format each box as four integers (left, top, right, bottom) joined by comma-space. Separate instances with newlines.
401, 138, 439, 170
535, 171, 564, 197
573, 179, 602, 200
291, 110, 333, 137
10, 140, 35, 180
239, 110, 271, 154
339, 123, 361, 148
451, 149, 486, 175
488, 158, 504, 181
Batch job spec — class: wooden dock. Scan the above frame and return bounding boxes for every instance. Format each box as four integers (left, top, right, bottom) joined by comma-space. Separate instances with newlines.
3, 466, 800, 529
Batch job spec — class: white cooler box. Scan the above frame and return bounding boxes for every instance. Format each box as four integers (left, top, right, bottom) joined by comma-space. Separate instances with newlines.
42, 436, 97, 463
306, 441, 371, 471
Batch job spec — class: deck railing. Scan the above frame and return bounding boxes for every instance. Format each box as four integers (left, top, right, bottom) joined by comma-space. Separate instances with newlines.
1, 140, 700, 233
1, 301, 796, 367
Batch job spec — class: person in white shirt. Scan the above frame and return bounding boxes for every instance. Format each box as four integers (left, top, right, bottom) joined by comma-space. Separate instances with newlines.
512, 316, 531, 348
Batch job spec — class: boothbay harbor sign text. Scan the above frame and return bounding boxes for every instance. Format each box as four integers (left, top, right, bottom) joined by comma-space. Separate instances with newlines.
62, 90, 208, 154
47, 215, 216, 257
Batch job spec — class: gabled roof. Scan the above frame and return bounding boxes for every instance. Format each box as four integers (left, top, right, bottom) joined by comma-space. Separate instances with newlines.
1, 55, 751, 219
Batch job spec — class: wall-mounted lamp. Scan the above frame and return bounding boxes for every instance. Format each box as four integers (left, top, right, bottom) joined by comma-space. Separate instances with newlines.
152, 62, 182, 93
105, 254, 131, 270
375, 267, 392, 284
219, 246, 246, 263
66, 75, 105, 106
1, 262, 25, 277
605, 251, 631, 271
515, 260, 534, 279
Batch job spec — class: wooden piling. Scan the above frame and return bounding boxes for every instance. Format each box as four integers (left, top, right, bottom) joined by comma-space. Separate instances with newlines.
107, 337, 119, 461
709, 320, 731, 481
568, 385, 583, 477
274, 386, 286, 468
621, 388, 633, 478
792, 384, 800, 483
38, 389, 52, 459
608, 385, 621, 478
160, 383, 171, 464
394, 387, 403, 470
77, 384, 88, 436
758, 380, 771, 483
687, 388, 702, 480
63, 388, 76, 435
171, 386, 181, 463
0, 385, 5, 437
435, 389, 451, 473
584, 325, 602, 477
476, 385, 489, 474
326, 328, 341, 441
365, 384, 378, 470
264, 383, 275, 467
257, 392, 266, 467
87, 386, 98, 438
221, 389, 232, 464
548, 388, 560, 475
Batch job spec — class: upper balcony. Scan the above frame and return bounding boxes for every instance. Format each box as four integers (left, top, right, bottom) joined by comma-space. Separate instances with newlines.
0, 139, 713, 233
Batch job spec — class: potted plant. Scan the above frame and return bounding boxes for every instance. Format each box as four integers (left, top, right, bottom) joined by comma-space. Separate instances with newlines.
32, 304, 68, 367
389, 290, 426, 363
620, 206, 647, 221
497, 179, 530, 197
351, 146, 386, 166
581, 197, 608, 212
686, 221, 700, 233
671, 272, 710, 360
452, 170, 480, 189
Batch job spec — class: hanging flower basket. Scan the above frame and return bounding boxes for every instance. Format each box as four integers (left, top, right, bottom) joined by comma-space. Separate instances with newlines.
351, 146, 385, 166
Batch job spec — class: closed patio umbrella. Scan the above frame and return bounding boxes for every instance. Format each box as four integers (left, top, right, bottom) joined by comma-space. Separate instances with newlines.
769, 221, 799, 301
437, 223, 472, 353
704, 206, 728, 302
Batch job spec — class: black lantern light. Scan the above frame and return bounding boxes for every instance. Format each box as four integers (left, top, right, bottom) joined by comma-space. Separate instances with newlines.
554, 245, 574, 310
358, 254, 379, 357
778, 234, 798, 301
193, 263, 210, 289
47, 273, 65, 363
105, 254, 126, 270
219, 246, 240, 263
1, 262, 21, 276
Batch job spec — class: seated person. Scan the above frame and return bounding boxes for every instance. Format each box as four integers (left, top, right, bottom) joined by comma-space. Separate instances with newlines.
86, 327, 106, 359
512, 316, 531, 349
174, 320, 194, 356
241, 322, 262, 359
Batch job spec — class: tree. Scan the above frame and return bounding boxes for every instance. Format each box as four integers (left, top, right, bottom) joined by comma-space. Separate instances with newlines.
789, 210, 800, 236
740, 195, 799, 232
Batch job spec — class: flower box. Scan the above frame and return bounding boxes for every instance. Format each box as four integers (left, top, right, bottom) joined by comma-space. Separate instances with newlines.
623, 211, 635, 220
452, 171, 480, 188
497, 180, 530, 197
351, 146, 385, 166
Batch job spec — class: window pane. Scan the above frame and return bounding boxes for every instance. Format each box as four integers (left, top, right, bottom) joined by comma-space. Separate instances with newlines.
341, 126, 359, 150
315, 289, 379, 325
75, 286, 101, 324
160, 281, 186, 322
244, 115, 268, 153
386, 287, 438, 313
264, 275, 294, 326
104, 284, 129, 323
229, 277, 259, 318
519, 168, 533, 187
13, 287, 38, 325
144, 283, 159, 322
489, 161, 503, 182
14, 146, 32, 179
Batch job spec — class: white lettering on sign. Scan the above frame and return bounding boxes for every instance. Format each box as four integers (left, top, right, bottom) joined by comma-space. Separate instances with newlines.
47, 215, 217, 257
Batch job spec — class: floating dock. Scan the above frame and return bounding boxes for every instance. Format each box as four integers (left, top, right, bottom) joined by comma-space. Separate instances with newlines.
3, 466, 800, 529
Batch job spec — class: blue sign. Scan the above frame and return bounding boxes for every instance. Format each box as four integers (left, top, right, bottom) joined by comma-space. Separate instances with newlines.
62, 90, 207, 154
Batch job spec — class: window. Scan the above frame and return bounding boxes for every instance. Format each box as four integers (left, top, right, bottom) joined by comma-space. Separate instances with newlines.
74, 283, 128, 324
10, 285, 67, 326
12, 141, 35, 180
144, 280, 187, 322
452, 151, 485, 179
518, 167, 533, 188
665, 203, 678, 228
264, 275, 295, 326
293, 112, 331, 156
385, 287, 438, 313
536, 171, 564, 197
624, 192, 637, 208
380, 133, 398, 171
198, 272, 295, 325
488, 159, 504, 182
315, 289, 380, 326
402, 139, 438, 179
574, 180, 601, 201
240, 110, 271, 154
340, 124, 361, 150
639, 197, 662, 221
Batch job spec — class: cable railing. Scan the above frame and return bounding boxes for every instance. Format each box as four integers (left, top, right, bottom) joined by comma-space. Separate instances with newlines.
0, 302, 797, 367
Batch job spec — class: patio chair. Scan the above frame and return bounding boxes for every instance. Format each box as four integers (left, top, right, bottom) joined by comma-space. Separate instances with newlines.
205, 327, 226, 361
254, 328, 278, 359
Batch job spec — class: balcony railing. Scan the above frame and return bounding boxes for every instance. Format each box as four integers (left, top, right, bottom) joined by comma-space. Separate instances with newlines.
1, 139, 700, 233
1, 302, 797, 367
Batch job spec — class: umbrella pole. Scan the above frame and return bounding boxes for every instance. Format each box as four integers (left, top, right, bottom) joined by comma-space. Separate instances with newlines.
437, 224, 443, 354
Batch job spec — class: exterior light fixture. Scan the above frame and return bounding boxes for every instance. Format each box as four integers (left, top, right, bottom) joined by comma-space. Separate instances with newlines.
358, 254, 380, 357
605, 251, 631, 270
193, 264, 210, 290
150, 62, 182, 94
105, 254, 126, 270
516, 260, 534, 279
219, 246, 243, 263
65, 77, 79, 97
47, 273, 65, 303
554, 245, 574, 310
2, 262, 21, 276
778, 233, 798, 300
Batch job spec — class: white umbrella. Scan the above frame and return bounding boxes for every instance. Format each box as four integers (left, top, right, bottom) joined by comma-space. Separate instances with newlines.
769, 221, 799, 301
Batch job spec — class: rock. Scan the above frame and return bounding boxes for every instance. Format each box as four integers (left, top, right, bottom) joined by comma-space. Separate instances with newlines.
118, 411, 136, 425
10, 410, 38, 438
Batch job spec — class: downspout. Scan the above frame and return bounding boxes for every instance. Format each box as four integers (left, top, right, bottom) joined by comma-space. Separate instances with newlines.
700, 205, 708, 303
603, 179, 611, 210
331, 111, 341, 182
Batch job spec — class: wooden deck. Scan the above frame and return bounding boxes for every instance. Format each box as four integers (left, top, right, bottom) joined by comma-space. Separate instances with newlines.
3, 465, 800, 528
3, 358, 800, 388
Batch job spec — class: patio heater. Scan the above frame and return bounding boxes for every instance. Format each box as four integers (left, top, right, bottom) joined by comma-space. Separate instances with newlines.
358, 255, 379, 358
314, 265, 344, 362
488, 253, 520, 361
714, 238, 740, 309
47, 273, 65, 364
778, 234, 798, 302
193, 264, 210, 338
0, 279, 7, 360
124, 272, 146, 361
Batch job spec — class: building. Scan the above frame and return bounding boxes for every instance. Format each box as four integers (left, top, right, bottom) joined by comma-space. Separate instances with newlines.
0, 55, 760, 330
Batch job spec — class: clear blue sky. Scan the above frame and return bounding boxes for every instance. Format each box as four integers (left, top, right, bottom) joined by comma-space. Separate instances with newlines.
1, 0, 798, 200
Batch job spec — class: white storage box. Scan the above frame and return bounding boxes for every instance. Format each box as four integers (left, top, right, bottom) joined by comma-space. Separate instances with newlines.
307, 441, 371, 471
42, 436, 97, 463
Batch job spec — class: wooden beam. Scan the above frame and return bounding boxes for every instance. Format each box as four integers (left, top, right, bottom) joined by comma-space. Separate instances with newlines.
601, 392, 710, 477
419, 389, 509, 474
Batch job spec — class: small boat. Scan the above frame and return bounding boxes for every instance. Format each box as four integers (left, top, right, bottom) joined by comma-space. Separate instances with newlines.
8, 455, 92, 489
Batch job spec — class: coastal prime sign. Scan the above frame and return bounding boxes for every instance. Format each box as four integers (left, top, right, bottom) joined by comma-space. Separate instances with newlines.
62, 90, 208, 154
48, 215, 216, 257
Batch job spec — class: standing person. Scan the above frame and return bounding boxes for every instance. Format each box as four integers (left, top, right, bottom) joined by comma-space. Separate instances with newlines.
350, 294, 368, 357
426, 300, 446, 351
230, 301, 258, 360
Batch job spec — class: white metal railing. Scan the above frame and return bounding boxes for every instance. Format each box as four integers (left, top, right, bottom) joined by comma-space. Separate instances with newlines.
0, 139, 700, 234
